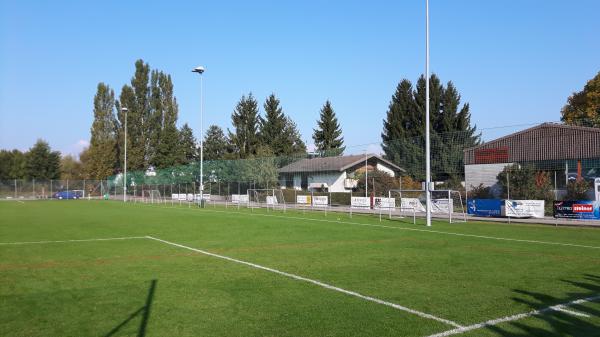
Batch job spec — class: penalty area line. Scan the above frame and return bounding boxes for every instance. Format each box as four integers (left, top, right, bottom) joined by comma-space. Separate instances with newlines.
425, 294, 600, 337
145, 235, 463, 328
0, 236, 147, 245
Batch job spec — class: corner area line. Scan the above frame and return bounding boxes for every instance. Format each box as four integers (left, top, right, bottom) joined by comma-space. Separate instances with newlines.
0, 236, 147, 245
144, 204, 600, 250
145, 235, 463, 328
425, 295, 600, 337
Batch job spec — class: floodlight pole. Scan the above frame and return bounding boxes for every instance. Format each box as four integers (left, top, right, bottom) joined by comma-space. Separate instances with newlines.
365, 152, 368, 197
425, 0, 432, 227
192, 66, 205, 207
122, 107, 128, 203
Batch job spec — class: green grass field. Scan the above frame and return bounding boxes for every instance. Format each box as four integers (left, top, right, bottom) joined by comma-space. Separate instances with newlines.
1, 200, 599, 337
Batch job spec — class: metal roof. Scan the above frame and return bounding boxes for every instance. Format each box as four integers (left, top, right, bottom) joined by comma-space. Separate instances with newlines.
464, 123, 600, 165
279, 154, 405, 174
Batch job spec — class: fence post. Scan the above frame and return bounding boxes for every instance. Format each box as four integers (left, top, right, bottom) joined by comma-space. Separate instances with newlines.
14, 179, 17, 199
32, 178, 35, 199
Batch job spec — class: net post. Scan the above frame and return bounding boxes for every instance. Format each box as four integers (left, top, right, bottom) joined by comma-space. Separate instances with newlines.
448, 189, 452, 224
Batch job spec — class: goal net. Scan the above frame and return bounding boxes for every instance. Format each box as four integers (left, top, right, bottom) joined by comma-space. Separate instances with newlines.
388, 189, 466, 223
247, 189, 286, 211
143, 189, 163, 204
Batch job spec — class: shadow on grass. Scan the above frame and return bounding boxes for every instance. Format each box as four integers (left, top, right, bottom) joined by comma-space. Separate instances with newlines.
486, 274, 599, 336
104, 279, 156, 337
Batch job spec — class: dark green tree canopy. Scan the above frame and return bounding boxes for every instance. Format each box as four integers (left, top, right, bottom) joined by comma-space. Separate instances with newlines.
203, 125, 229, 161
259, 94, 288, 155
229, 93, 260, 158
87, 82, 118, 179
381, 74, 480, 180
561, 71, 600, 127
24, 139, 61, 180
313, 100, 345, 156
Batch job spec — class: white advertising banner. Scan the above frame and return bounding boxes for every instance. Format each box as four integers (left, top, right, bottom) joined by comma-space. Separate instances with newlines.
266, 196, 278, 205
194, 194, 211, 201
431, 199, 453, 214
296, 195, 312, 205
374, 197, 395, 209
595, 178, 600, 202
400, 198, 426, 212
231, 194, 249, 204
503, 200, 545, 218
351, 196, 370, 209
312, 196, 329, 207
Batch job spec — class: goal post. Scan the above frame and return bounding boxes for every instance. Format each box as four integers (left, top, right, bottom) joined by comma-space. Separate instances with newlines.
247, 189, 286, 212
388, 189, 466, 224
143, 189, 163, 204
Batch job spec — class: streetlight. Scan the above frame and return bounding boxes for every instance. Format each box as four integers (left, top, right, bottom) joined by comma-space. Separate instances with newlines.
425, 0, 432, 227
122, 107, 128, 203
192, 66, 205, 207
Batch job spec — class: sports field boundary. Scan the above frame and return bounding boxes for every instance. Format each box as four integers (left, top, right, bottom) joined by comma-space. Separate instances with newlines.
425, 294, 600, 337
134, 202, 600, 250
145, 235, 464, 328
0, 236, 147, 245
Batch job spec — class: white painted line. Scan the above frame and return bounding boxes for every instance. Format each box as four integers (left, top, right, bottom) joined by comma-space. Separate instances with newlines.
0, 236, 147, 246
142, 204, 600, 250
146, 235, 463, 328
550, 305, 590, 318
425, 295, 600, 337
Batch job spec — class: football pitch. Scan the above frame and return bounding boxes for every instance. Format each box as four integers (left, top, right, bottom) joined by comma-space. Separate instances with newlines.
1, 201, 599, 337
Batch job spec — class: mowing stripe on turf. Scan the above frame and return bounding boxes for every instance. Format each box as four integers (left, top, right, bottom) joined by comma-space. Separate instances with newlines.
141, 204, 600, 250
424, 294, 600, 337
146, 235, 463, 328
0, 236, 147, 245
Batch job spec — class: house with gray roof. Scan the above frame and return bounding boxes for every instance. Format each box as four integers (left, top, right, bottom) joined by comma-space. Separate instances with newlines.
279, 154, 404, 192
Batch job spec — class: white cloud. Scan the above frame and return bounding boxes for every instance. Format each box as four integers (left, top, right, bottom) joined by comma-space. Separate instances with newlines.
64, 139, 89, 158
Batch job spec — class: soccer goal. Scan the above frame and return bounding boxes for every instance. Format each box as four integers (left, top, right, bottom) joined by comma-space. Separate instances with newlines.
388, 189, 466, 224
247, 189, 286, 211
143, 189, 163, 204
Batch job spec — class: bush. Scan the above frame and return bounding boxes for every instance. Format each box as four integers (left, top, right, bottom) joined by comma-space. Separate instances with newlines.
565, 180, 591, 200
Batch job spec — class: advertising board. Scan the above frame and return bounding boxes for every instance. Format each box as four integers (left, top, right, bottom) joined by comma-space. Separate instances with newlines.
231, 194, 249, 204
502, 200, 545, 218
312, 196, 329, 207
554, 200, 600, 220
351, 196, 370, 209
296, 195, 312, 205
373, 197, 395, 209
467, 199, 503, 217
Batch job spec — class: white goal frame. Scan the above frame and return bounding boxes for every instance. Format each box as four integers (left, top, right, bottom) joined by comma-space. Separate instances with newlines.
143, 189, 164, 204
388, 189, 466, 224
247, 189, 286, 212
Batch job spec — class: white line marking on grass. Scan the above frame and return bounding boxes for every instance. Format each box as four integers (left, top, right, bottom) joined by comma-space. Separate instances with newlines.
0, 236, 147, 245
425, 295, 600, 337
143, 204, 600, 250
146, 235, 463, 328
550, 306, 590, 318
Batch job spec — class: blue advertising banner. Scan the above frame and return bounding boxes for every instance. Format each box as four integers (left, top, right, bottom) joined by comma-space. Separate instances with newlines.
553, 200, 600, 220
467, 199, 503, 217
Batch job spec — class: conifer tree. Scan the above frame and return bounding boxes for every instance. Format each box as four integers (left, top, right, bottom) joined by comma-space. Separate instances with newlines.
87, 83, 118, 179
259, 94, 287, 155
203, 125, 229, 161
229, 93, 260, 158
312, 100, 344, 156
178, 123, 198, 164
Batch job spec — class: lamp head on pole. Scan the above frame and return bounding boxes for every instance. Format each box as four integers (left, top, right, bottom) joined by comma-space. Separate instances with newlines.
192, 66, 205, 74
121, 107, 128, 112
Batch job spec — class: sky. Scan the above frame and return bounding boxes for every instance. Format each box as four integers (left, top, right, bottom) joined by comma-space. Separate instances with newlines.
1, 0, 599, 157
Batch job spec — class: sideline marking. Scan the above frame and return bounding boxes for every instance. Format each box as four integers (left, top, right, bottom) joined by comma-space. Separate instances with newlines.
0, 236, 147, 245
139, 203, 600, 250
425, 295, 600, 337
146, 235, 463, 328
